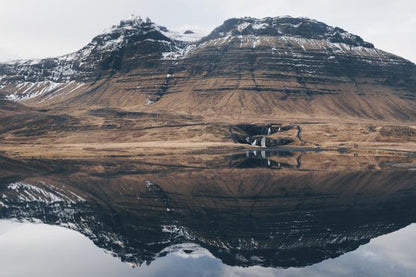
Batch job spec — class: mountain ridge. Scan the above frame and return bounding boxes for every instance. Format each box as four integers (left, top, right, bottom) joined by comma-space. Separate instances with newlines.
0, 15, 416, 125
200, 16, 375, 48
1, 15, 412, 85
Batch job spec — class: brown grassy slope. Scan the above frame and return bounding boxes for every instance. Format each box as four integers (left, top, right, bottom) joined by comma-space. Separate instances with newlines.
18, 72, 416, 123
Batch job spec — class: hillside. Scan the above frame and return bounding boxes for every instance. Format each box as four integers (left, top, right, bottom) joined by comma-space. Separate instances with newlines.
0, 16, 415, 157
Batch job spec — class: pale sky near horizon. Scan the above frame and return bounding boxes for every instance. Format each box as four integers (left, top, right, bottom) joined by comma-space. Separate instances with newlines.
0, 0, 415, 63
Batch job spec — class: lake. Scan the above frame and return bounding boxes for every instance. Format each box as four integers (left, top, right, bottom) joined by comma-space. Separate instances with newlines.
0, 149, 415, 276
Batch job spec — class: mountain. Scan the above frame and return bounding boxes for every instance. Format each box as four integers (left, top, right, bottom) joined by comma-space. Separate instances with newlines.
1, 153, 416, 267
0, 16, 416, 158
0, 16, 198, 83
0, 15, 415, 122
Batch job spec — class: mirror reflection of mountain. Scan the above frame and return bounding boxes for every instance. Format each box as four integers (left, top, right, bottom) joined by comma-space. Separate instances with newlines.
0, 151, 416, 268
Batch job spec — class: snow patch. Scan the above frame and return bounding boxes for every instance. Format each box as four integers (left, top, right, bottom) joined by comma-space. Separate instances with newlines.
161, 44, 196, 61
252, 23, 269, 30
158, 243, 214, 259
237, 22, 251, 32
4, 81, 85, 102
159, 28, 205, 43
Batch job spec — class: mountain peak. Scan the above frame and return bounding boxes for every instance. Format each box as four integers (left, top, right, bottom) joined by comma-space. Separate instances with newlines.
103, 14, 154, 34
202, 16, 374, 48
82, 15, 177, 59
90, 15, 203, 54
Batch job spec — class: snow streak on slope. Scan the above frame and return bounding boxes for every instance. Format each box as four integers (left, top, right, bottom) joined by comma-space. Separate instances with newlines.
3, 81, 85, 102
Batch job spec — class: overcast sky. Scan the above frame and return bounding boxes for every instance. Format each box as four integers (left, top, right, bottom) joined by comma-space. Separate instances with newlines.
0, 0, 415, 63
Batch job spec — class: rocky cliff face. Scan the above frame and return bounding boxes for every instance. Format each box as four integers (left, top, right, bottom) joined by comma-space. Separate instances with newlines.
0, 16, 415, 120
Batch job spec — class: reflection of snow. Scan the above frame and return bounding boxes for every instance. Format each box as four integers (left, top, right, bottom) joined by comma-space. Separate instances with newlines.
161, 225, 195, 240
159, 243, 215, 259
5, 181, 85, 204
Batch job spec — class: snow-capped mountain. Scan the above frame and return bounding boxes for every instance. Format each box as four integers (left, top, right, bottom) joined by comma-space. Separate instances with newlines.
0, 15, 415, 120
201, 16, 374, 47
0, 16, 200, 84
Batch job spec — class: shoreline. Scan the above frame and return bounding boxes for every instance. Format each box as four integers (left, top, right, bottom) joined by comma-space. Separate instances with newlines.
0, 141, 415, 160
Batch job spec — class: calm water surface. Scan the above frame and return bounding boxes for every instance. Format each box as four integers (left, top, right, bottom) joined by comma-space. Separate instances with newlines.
0, 150, 415, 276
1, 221, 416, 277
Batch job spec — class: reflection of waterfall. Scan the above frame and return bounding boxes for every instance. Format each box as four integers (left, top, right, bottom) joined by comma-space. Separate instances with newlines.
261, 137, 266, 147
230, 150, 296, 168
2, 168, 416, 268
1, 155, 416, 269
